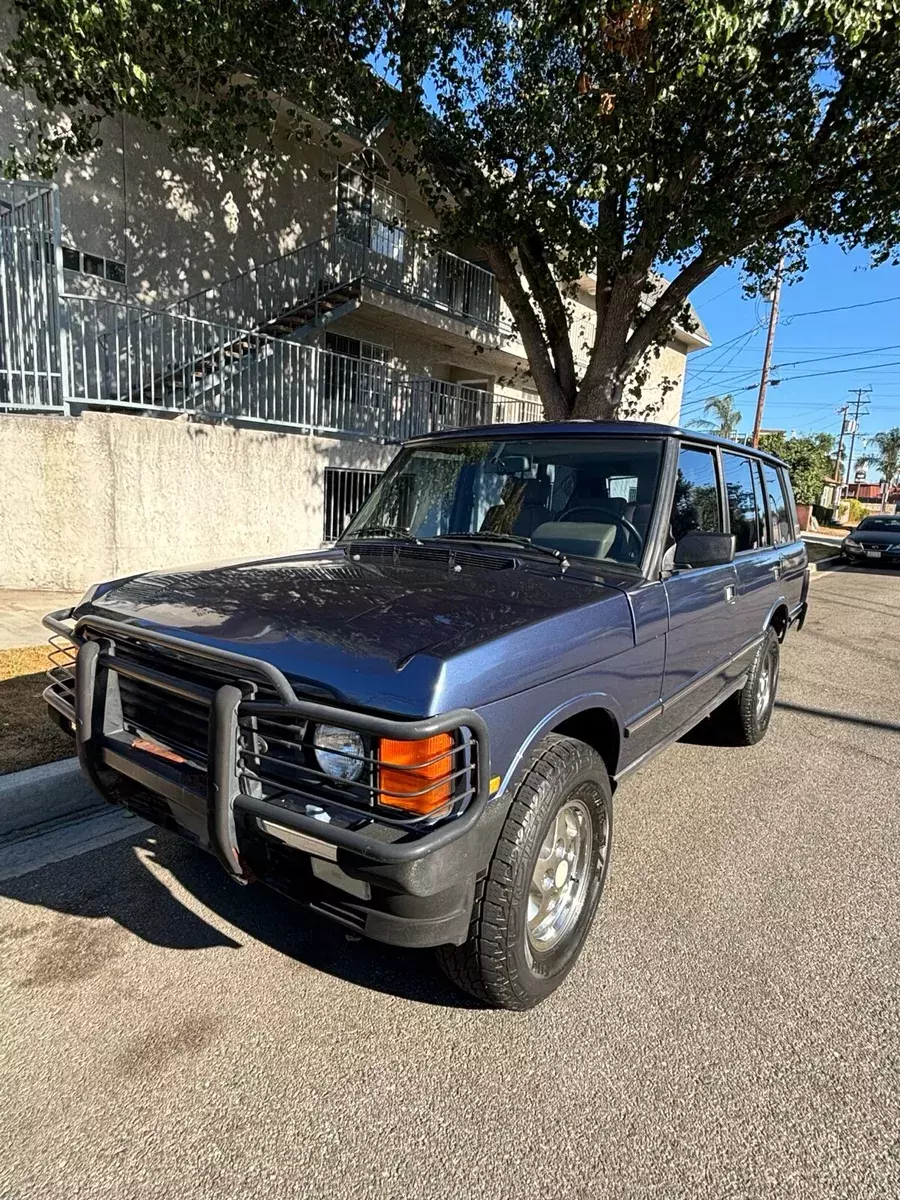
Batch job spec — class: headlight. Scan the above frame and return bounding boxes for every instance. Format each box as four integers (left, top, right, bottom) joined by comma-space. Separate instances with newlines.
313, 725, 365, 782
844, 538, 860, 548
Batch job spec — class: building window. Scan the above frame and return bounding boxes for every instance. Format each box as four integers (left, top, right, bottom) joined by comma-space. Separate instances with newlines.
323, 333, 391, 412
61, 245, 126, 285
336, 168, 406, 265
323, 467, 384, 541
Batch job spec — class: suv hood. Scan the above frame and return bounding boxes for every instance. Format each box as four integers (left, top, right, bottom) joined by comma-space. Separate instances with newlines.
79, 546, 634, 715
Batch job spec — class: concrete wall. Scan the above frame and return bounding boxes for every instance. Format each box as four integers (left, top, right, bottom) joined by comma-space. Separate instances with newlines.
0, 411, 396, 591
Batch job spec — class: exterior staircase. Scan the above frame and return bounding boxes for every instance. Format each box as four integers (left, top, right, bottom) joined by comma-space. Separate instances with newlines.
170, 233, 366, 343
102, 234, 365, 414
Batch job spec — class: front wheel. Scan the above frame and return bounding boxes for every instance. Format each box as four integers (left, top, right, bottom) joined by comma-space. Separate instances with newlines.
436, 735, 612, 1010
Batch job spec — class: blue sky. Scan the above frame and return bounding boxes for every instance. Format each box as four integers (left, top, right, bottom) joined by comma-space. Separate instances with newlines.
680, 244, 900, 478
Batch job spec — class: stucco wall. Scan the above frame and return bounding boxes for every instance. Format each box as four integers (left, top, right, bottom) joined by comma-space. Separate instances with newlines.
0, 411, 396, 591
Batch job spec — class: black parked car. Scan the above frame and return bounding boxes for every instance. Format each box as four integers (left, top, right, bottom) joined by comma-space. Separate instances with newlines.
841, 514, 900, 565
45, 423, 808, 1009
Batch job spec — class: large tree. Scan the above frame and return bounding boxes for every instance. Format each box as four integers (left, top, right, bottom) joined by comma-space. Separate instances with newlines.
5, 0, 900, 419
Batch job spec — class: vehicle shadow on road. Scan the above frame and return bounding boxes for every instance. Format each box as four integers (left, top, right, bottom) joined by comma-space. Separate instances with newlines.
0, 826, 481, 1008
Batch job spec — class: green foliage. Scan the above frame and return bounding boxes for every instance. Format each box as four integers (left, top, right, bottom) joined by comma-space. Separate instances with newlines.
689, 394, 741, 438
6, 0, 900, 419
759, 431, 836, 506
841, 496, 868, 525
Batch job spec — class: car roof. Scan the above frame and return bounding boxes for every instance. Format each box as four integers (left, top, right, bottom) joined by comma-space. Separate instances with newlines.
406, 420, 790, 468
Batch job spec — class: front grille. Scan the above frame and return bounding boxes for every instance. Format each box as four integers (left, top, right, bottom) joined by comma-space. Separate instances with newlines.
118, 673, 211, 765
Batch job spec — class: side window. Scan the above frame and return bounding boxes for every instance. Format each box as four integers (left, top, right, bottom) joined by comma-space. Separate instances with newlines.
722, 452, 763, 552
671, 447, 723, 542
778, 467, 799, 541
760, 463, 792, 545
751, 461, 769, 547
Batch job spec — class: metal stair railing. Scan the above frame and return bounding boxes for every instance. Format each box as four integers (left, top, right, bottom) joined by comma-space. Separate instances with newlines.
170, 234, 366, 333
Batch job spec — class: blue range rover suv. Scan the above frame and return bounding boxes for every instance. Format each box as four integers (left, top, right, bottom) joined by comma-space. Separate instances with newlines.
45, 423, 809, 1009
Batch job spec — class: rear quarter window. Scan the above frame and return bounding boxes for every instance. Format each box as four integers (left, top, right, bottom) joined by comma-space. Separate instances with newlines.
759, 462, 793, 545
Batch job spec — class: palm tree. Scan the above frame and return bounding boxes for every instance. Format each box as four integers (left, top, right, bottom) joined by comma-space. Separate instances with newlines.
857, 428, 900, 510
689, 394, 742, 439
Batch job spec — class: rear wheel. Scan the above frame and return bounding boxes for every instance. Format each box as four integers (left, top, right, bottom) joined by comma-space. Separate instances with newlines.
713, 626, 780, 746
436, 734, 612, 1010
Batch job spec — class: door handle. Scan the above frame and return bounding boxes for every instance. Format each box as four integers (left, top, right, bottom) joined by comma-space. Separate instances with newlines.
724, 584, 736, 604
771, 560, 783, 580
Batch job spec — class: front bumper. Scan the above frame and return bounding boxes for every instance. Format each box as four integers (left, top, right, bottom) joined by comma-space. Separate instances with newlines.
842, 543, 900, 563
43, 608, 494, 947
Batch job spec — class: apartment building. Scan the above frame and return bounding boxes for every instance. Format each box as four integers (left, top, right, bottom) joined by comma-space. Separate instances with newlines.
0, 56, 709, 587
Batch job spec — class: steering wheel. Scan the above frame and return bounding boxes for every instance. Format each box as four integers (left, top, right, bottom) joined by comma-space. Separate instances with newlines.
557, 505, 644, 556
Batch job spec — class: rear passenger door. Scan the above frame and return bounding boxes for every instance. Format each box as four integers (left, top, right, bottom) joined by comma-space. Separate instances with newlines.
759, 460, 807, 615
660, 445, 739, 739
721, 451, 774, 651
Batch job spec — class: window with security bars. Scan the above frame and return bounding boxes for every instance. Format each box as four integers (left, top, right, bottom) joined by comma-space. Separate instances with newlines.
324, 467, 384, 542
323, 333, 392, 416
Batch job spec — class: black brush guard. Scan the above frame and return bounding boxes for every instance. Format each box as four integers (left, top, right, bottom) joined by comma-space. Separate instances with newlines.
43, 608, 490, 881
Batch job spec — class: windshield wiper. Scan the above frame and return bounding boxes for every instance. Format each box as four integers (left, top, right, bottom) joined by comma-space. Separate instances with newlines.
431, 531, 569, 568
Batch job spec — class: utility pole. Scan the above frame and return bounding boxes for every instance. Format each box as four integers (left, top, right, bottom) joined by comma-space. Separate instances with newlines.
830, 404, 850, 522
842, 387, 871, 511
751, 256, 785, 448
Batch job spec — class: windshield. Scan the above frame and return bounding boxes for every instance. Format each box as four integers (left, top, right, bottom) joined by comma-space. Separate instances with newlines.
857, 516, 900, 532
342, 437, 665, 568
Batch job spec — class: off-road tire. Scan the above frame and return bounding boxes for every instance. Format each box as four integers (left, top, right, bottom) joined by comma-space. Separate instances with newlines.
436, 734, 612, 1011
713, 626, 781, 747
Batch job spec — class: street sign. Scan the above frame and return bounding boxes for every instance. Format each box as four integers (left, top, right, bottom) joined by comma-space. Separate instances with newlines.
855, 468, 867, 482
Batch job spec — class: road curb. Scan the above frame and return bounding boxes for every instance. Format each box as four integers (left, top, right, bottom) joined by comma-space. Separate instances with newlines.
0, 757, 102, 840
808, 555, 846, 579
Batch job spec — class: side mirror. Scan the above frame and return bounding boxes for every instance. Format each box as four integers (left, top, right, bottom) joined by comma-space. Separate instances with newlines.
673, 531, 736, 570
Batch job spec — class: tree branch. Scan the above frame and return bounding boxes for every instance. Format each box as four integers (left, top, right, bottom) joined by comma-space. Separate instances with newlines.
482, 243, 569, 420
518, 233, 577, 408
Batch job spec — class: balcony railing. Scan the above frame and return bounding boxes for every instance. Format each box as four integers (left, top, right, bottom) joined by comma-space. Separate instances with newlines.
358, 225, 509, 330
170, 228, 513, 340
61, 294, 541, 440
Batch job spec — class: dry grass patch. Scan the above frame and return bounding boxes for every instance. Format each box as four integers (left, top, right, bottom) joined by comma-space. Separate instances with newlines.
0, 644, 74, 776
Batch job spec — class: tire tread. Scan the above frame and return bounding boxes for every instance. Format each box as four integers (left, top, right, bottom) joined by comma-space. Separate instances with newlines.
436, 734, 607, 1009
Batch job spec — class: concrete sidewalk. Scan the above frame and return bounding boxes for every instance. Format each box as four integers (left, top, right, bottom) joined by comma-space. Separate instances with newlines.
0, 589, 83, 649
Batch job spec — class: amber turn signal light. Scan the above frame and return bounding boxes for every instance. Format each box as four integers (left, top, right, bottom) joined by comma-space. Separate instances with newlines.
378, 733, 454, 815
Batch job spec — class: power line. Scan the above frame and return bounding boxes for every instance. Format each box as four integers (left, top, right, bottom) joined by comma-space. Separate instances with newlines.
783, 294, 900, 322
770, 344, 900, 371
770, 358, 900, 385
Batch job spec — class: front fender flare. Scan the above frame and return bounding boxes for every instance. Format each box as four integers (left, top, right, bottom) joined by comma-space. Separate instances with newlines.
495, 691, 625, 802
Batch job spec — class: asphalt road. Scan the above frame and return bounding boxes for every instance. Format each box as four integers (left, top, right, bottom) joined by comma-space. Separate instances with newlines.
2, 566, 899, 1200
